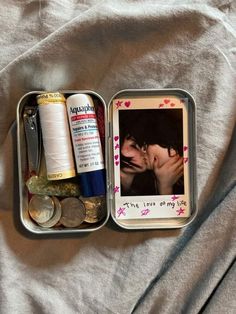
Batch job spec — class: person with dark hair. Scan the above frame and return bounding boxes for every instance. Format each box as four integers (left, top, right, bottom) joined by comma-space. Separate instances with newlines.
141, 109, 184, 195
119, 109, 184, 196
119, 110, 148, 196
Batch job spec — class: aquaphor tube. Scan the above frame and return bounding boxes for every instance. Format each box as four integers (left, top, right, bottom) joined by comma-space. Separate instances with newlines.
66, 94, 106, 197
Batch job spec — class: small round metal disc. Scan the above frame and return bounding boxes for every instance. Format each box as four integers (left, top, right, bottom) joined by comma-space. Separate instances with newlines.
60, 197, 86, 228
81, 196, 107, 223
28, 195, 54, 224
38, 196, 62, 228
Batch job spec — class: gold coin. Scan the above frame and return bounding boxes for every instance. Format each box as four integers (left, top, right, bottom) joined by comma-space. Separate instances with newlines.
28, 195, 54, 224
60, 197, 86, 227
81, 196, 107, 223
38, 196, 62, 228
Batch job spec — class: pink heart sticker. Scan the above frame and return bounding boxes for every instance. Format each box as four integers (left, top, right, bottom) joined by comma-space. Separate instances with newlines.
159, 103, 164, 108
114, 136, 119, 141
170, 103, 175, 107
183, 146, 188, 151
115, 161, 119, 166
124, 101, 131, 107
164, 99, 170, 104
114, 155, 119, 160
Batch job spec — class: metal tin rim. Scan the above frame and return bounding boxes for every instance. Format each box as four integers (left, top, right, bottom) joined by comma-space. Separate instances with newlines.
17, 88, 197, 234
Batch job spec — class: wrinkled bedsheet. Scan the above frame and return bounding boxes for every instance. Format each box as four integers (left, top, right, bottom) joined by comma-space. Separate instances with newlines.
0, 1, 235, 313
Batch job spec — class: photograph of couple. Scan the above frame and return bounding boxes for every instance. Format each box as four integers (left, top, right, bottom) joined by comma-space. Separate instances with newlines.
119, 109, 184, 196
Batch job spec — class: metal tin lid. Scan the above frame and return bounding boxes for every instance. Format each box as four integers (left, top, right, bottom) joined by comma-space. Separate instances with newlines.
107, 88, 197, 229
36, 92, 66, 105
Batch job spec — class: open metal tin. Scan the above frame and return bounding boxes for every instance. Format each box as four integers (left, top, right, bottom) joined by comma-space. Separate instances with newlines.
17, 89, 197, 235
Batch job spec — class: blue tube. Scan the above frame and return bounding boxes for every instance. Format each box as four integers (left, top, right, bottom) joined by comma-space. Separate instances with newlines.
79, 169, 106, 197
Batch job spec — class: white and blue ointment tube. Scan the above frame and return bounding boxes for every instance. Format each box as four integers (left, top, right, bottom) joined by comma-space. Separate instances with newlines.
66, 94, 106, 197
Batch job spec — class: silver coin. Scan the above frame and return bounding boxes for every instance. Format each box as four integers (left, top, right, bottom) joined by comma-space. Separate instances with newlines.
60, 197, 86, 227
38, 196, 62, 228
28, 195, 54, 224
81, 196, 107, 223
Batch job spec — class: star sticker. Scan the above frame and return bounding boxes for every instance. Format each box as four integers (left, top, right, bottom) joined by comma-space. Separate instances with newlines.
113, 186, 119, 194
176, 207, 185, 216
117, 207, 126, 217
171, 195, 179, 201
141, 208, 150, 216
115, 101, 123, 109
184, 157, 189, 164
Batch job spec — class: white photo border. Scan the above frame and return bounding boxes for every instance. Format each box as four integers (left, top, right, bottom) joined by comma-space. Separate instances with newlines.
112, 96, 190, 220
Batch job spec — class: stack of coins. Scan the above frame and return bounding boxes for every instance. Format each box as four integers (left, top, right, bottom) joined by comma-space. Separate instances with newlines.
60, 197, 86, 227
28, 195, 106, 228
81, 196, 107, 223
28, 195, 62, 228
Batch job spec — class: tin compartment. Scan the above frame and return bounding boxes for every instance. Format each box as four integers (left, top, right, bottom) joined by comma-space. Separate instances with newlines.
17, 90, 109, 235
17, 89, 197, 235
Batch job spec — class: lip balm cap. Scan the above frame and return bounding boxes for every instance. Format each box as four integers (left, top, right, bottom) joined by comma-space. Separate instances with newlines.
66, 93, 94, 107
